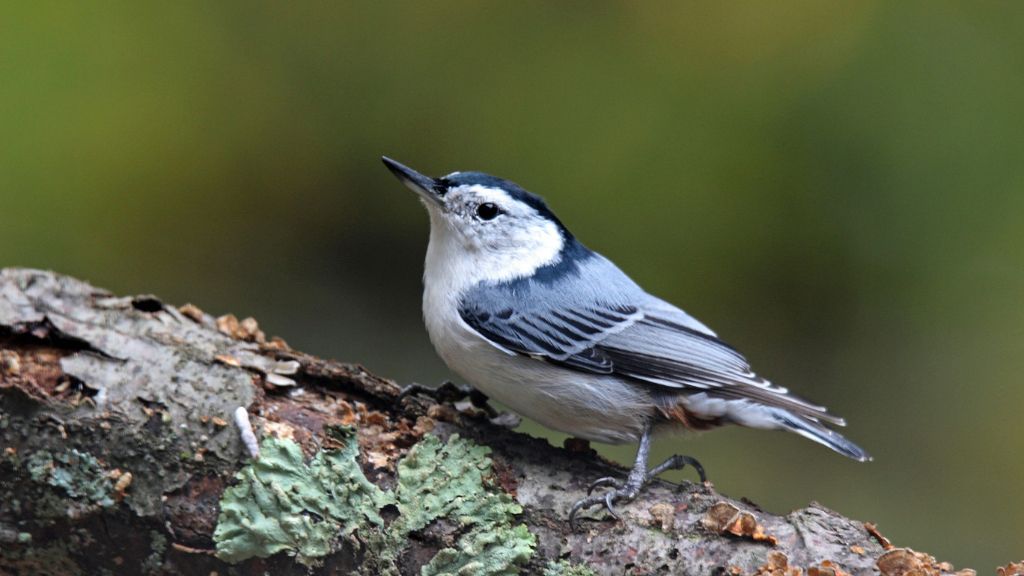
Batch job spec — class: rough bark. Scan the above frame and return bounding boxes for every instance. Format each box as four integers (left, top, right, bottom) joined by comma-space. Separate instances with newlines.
0, 268, 979, 576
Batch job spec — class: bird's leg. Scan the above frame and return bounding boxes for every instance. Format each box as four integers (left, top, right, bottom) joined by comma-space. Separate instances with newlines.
569, 422, 653, 530
569, 423, 709, 530
397, 381, 498, 417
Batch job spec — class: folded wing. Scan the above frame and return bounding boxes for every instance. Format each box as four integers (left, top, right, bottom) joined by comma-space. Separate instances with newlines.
458, 249, 843, 426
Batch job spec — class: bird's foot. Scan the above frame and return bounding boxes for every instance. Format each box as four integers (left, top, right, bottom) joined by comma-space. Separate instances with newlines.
646, 453, 708, 485
569, 477, 643, 530
398, 381, 472, 403
585, 476, 622, 495
397, 381, 498, 418
569, 452, 708, 530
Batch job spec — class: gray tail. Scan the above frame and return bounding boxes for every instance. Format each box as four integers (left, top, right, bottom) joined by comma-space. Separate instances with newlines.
773, 409, 872, 462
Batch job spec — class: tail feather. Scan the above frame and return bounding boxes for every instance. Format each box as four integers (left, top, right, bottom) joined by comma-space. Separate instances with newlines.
772, 409, 872, 462
671, 393, 872, 462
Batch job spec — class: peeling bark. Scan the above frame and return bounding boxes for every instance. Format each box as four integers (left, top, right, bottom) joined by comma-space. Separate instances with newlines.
0, 269, 979, 576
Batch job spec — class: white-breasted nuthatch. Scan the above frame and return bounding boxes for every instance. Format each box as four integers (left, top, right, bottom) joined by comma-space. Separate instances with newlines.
382, 157, 870, 527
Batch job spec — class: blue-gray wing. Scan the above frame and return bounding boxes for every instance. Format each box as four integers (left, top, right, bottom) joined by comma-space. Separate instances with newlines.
458, 252, 645, 372
458, 249, 740, 381
458, 248, 838, 423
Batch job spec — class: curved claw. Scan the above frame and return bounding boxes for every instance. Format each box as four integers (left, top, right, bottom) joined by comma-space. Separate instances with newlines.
687, 457, 708, 484
603, 491, 620, 520
568, 502, 582, 531
586, 476, 622, 496
569, 488, 625, 531
570, 483, 637, 531
568, 496, 599, 531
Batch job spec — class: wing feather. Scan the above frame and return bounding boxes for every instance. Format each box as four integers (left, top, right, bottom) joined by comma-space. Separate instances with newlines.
457, 248, 841, 425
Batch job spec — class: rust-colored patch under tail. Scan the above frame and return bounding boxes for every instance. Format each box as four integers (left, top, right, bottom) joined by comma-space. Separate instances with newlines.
659, 403, 722, 431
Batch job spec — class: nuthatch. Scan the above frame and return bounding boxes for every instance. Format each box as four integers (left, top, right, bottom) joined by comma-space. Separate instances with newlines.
382, 157, 870, 527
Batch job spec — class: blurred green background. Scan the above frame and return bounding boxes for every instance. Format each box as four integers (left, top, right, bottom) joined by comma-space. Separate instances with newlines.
2, 1, 1022, 568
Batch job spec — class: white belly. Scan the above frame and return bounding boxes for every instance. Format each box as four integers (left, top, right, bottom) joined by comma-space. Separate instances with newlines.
423, 294, 653, 444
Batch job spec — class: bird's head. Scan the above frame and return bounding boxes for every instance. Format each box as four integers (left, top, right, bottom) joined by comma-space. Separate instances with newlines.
383, 157, 574, 280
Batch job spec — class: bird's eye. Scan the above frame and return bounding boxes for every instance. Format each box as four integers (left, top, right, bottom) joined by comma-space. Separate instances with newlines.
476, 203, 501, 221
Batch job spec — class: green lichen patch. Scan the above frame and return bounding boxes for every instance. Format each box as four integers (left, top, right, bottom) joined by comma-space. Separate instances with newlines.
422, 523, 535, 576
542, 559, 598, 576
392, 434, 499, 532
395, 435, 534, 576
25, 448, 115, 508
214, 429, 535, 574
214, 426, 392, 565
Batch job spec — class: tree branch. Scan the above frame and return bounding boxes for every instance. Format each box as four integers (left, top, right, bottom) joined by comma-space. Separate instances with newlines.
0, 269, 980, 575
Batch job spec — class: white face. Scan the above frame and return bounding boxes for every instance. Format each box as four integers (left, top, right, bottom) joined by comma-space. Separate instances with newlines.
423, 183, 565, 283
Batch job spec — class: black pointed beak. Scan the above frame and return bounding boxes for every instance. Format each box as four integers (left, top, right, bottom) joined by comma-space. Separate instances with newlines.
382, 156, 443, 206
